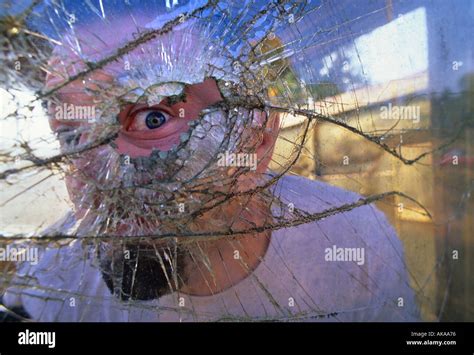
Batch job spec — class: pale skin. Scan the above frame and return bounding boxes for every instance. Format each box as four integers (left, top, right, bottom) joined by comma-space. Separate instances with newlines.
47, 49, 280, 297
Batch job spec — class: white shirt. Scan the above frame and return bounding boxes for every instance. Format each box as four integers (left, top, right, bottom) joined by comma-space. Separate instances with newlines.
3, 175, 419, 321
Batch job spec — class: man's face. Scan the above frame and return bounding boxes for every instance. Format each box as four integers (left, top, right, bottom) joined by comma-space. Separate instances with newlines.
44, 18, 278, 235
47, 73, 229, 221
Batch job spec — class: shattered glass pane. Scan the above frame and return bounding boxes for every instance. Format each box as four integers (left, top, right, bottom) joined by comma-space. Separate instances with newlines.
0, 0, 473, 322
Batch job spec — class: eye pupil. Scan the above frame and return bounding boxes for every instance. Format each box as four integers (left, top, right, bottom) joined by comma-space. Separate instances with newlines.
145, 111, 166, 129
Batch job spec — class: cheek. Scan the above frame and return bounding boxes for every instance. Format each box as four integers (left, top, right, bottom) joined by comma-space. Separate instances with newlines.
64, 164, 88, 216
64, 146, 112, 213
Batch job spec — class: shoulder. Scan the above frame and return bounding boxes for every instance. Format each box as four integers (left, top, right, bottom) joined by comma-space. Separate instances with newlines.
271, 174, 403, 268
268, 174, 419, 320
272, 174, 362, 212
271, 174, 395, 241
2, 240, 113, 321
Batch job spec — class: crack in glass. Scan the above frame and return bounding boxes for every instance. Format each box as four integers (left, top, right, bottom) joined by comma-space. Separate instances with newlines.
0, 0, 472, 322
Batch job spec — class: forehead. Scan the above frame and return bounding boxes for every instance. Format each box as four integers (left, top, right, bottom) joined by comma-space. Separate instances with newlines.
49, 16, 213, 90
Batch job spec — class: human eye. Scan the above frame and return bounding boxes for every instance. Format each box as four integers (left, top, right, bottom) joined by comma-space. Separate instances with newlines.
128, 109, 171, 131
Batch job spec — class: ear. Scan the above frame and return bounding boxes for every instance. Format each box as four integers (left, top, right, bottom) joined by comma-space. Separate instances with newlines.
256, 112, 280, 173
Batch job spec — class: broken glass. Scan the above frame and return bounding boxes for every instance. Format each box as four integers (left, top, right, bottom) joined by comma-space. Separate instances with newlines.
0, 0, 472, 322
